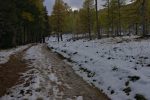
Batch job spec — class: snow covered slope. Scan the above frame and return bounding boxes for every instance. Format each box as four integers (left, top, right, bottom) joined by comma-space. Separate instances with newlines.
47, 35, 150, 100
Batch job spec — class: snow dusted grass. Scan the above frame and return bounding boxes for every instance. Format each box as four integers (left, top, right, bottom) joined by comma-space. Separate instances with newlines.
47, 35, 150, 100
0, 45, 29, 64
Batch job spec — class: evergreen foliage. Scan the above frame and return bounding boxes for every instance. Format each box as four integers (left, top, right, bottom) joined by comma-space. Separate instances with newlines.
0, 0, 51, 48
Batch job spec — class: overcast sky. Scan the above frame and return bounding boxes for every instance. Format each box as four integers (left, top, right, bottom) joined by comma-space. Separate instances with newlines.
44, 0, 104, 15
44, 0, 131, 15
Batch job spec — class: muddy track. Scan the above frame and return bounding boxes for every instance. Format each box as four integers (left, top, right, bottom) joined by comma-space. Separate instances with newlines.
43, 45, 110, 100
0, 45, 33, 97
0, 44, 110, 100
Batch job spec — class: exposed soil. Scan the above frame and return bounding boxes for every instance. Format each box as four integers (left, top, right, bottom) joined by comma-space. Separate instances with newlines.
0, 46, 31, 96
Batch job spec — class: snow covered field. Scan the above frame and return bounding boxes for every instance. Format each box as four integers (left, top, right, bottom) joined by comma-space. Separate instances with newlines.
0, 45, 29, 64
47, 35, 150, 100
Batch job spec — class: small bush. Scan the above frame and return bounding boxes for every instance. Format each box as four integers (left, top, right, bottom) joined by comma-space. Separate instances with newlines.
87, 72, 95, 77
107, 57, 111, 60
111, 90, 115, 94
147, 64, 150, 67
73, 52, 78, 55
125, 81, 130, 86
84, 61, 88, 63
134, 94, 147, 100
128, 76, 140, 82
79, 67, 95, 77
90, 58, 93, 61
123, 87, 131, 95
112, 66, 118, 71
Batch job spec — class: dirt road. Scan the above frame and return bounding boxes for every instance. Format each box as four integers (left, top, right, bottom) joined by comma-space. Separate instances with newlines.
0, 45, 32, 96
0, 44, 109, 100
42, 45, 109, 100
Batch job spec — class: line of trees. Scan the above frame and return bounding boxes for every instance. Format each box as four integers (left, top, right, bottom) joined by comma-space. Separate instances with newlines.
0, 0, 51, 48
50, 0, 71, 41
50, 0, 150, 40
101, 0, 150, 37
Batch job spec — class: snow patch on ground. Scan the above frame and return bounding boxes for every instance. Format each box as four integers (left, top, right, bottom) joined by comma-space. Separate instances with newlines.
76, 96, 83, 100
47, 35, 150, 100
0, 45, 29, 64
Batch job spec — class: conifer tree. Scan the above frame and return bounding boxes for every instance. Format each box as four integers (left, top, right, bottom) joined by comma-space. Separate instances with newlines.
0, 0, 51, 48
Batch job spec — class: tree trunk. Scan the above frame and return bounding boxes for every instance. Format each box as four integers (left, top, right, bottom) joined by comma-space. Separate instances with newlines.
57, 33, 60, 42
118, 0, 121, 36
87, 5, 92, 40
95, 0, 101, 39
60, 33, 63, 41
135, 23, 138, 35
141, 0, 147, 37
107, 0, 110, 37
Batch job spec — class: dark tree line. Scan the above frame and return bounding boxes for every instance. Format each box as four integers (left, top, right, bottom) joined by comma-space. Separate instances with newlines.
0, 0, 51, 48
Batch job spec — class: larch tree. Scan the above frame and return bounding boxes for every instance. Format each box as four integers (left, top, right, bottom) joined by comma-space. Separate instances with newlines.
95, 0, 101, 38
81, 0, 94, 40
103, 0, 111, 36
140, 0, 148, 36
51, 0, 67, 42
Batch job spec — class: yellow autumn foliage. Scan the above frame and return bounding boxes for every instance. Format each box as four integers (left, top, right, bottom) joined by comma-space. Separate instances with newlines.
22, 11, 34, 22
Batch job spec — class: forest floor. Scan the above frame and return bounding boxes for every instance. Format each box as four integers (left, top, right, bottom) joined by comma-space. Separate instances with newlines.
0, 44, 109, 100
